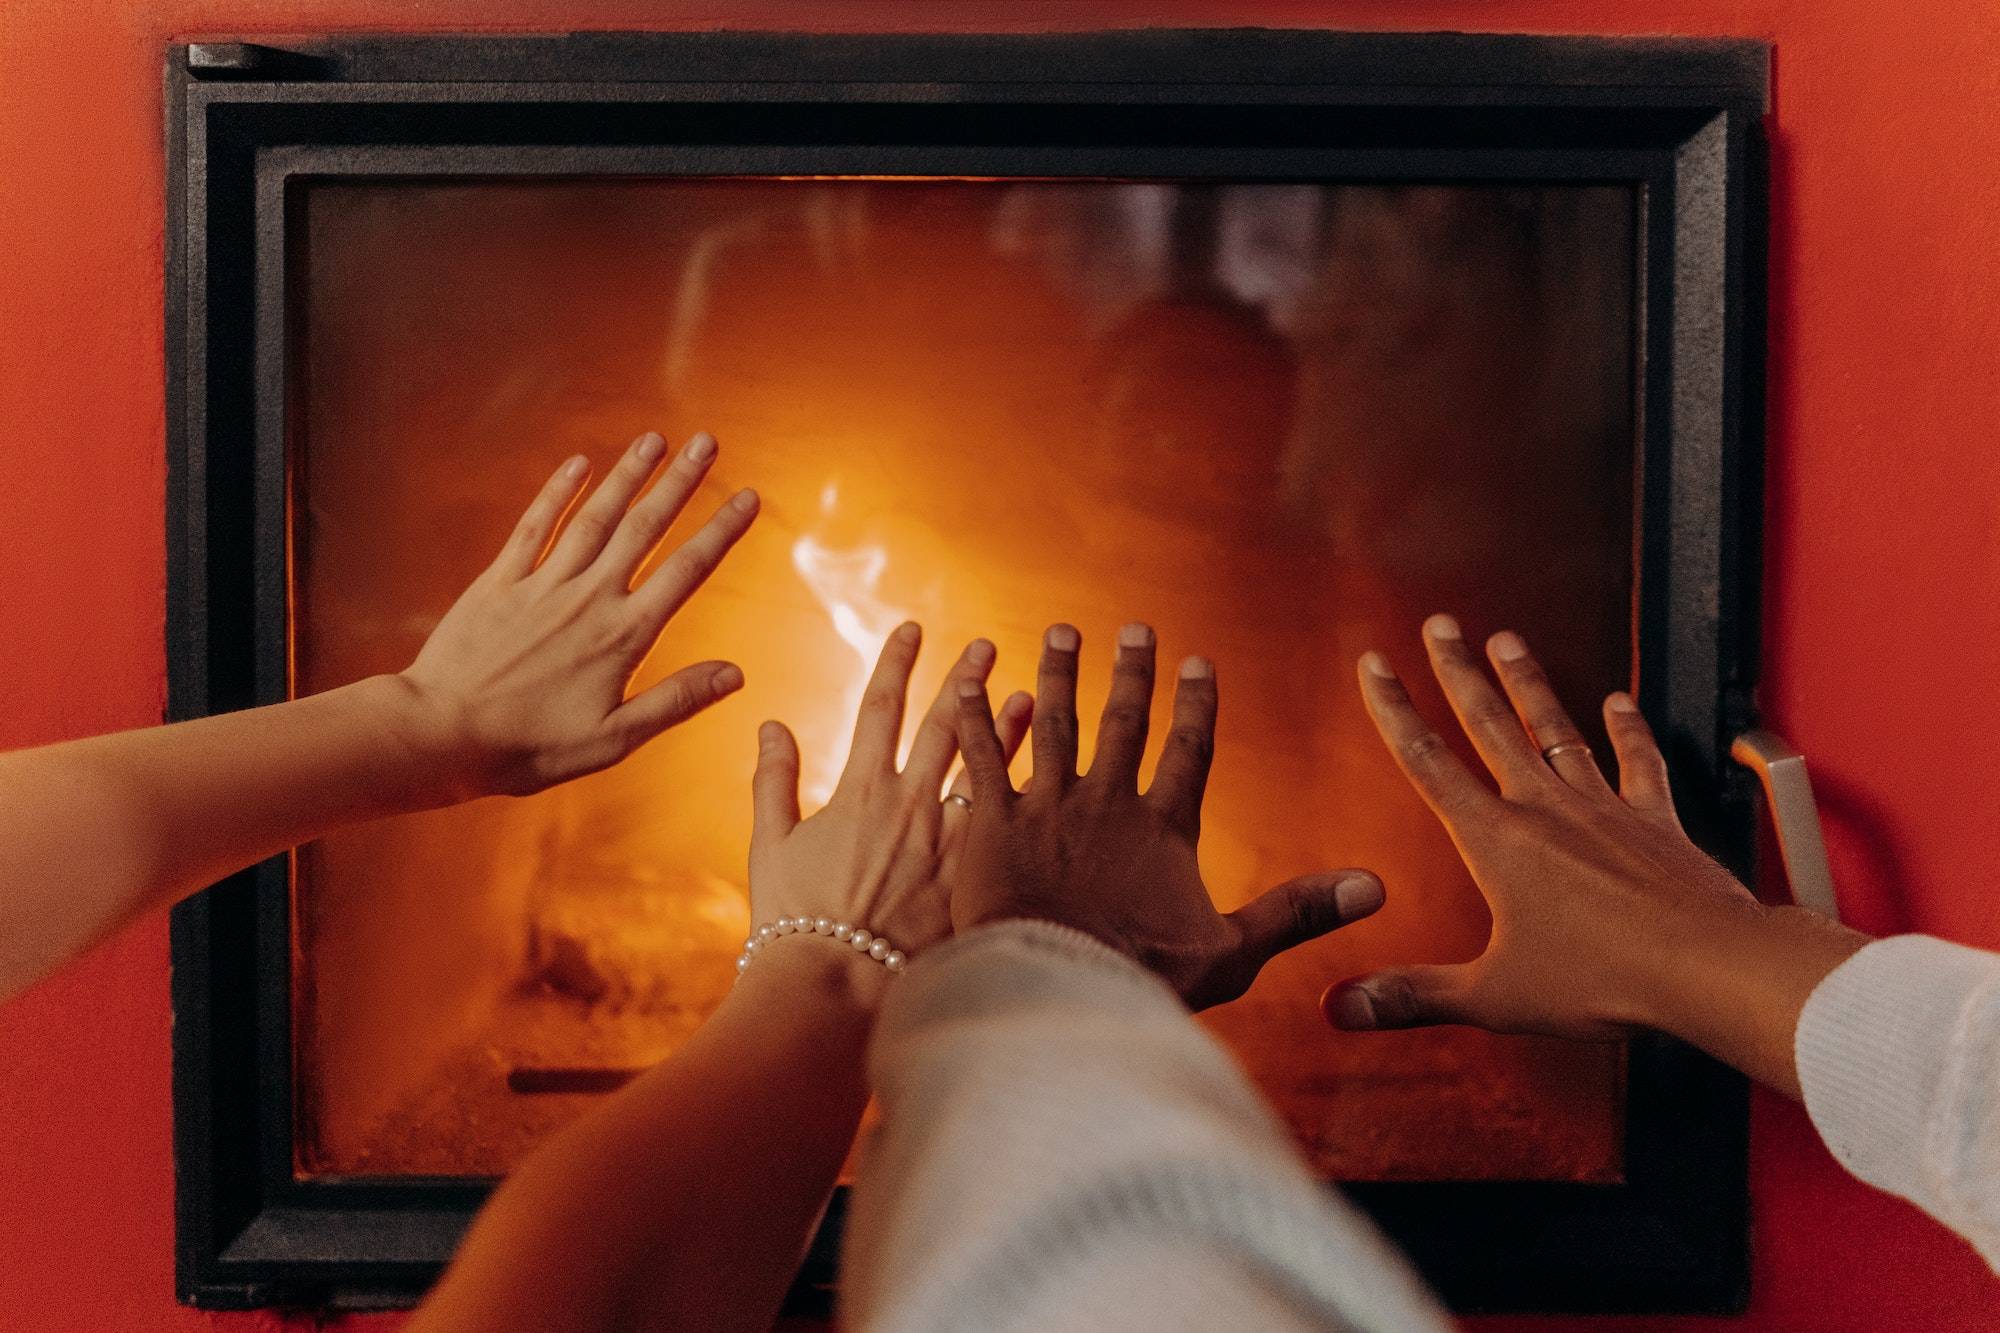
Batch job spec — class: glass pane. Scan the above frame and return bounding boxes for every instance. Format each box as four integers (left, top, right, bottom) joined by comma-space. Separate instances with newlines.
291, 178, 1634, 1182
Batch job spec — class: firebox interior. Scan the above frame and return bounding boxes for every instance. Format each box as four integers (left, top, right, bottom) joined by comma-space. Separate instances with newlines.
289, 177, 1637, 1184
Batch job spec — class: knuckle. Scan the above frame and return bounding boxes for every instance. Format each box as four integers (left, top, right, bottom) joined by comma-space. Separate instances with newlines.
1164, 725, 1213, 764
1401, 728, 1449, 763
1099, 703, 1148, 733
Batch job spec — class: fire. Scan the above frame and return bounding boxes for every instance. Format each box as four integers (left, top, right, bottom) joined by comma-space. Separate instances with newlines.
787, 479, 912, 802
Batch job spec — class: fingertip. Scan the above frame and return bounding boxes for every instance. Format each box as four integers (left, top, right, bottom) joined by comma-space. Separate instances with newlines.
1488, 630, 1528, 663
1322, 982, 1379, 1031
1606, 690, 1639, 715
685, 431, 717, 464
561, 454, 589, 481
711, 663, 744, 694
1178, 654, 1213, 681
634, 431, 667, 463
1423, 613, 1462, 642
1000, 689, 1034, 716
893, 620, 921, 647
1118, 622, 1155, 650
966, 637, 996, 669
731, 487, 760, 515
1045, 622, 1080, 653
1335, 872, 1385, 920
1359, 650, 1395, 681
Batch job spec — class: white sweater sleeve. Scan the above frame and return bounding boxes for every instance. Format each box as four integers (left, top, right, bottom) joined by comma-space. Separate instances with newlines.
840, 920, 1449, 1333
1795, 933, 2000, 1268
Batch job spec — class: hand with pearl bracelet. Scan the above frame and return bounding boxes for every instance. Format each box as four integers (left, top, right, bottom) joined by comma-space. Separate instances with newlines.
743, 620, 1033, 1000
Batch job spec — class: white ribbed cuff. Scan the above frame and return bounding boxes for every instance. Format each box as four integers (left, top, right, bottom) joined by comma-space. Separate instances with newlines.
1795, 934, 2000, 1213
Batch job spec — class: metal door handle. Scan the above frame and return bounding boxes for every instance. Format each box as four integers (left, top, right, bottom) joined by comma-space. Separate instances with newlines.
1729, 730, 1840, 922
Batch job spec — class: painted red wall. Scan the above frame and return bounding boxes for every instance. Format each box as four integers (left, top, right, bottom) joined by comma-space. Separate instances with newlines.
1, 2, 1994, 1329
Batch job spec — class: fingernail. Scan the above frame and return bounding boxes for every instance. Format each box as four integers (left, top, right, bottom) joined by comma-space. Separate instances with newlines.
966, 638, 995, 667
1424, 613, 1461, 641
1331, 986, 1378, 1031
894, 621, 921, 645
1119, 622, 1154, 649
1002, 689, 1034, 714
1335, 874, 1385, 919
957, 679, 984, 700
635, 432, 667, 462
1046, 624, 1080, 652
685, 432, 716, 463
1179, 655, 1213, 680
758, 720, 783, 747
563, 455, 589, 479
733, 488, 760, 513
1490, 631, 1528, 662
1360, 651, 1395, 679
1607, 691, 1638, 713
712, 664, 744, 693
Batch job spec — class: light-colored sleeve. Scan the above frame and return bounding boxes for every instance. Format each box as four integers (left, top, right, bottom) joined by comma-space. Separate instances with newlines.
840, 920, 1450, 1333
1795, 933, 2000, 1269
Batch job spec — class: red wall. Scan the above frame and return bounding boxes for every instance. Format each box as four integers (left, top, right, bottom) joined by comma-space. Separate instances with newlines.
1, 2, 1994, 1329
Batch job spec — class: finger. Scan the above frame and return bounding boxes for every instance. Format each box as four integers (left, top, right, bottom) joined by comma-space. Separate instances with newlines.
954, 679, 1015, 806
626, 488, 760, 628
1421, 614, 1549, 795
607, 660, 744, 751
1486, 631, 1614, 797
539, 432, 670, 580
595, 432, 718, 587
1145, 655, 1217, 831
1030, 623, 1081, 793
1086, 622, 1156, 788
1322, 964, 1476, 1031
751, 719, 802, 848
491, 455, 590, 580
903, 638, 997, 793
842, 621, 922, 781
943, 690, 1031, 805
1228, 870, 1385, 973
1355, 651, 1494, 822
1604, 691, 1678, 819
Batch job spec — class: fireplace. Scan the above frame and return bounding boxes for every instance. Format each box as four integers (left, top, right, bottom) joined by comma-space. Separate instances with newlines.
167, 30, 1767, 1314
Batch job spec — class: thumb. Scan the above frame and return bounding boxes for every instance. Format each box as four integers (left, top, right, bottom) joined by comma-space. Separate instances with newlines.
751, 720, 801, 847
1227, 868, 1385, 966
1322, 964, 1475, 1031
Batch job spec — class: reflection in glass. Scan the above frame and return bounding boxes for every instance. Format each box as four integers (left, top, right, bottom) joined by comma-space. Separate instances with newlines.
291, 179, 1635, 1182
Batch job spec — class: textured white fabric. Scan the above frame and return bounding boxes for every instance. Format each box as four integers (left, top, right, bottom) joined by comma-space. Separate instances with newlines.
841, 920, 1450, 1333
1796, 933, 2000, 1269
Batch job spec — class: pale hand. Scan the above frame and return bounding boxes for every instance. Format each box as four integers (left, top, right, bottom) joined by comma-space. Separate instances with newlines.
748, 622, 1032, 999
395, 431, 759, 801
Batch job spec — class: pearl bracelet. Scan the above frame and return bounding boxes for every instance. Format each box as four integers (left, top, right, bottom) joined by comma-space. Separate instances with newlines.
736, 915, 907, 979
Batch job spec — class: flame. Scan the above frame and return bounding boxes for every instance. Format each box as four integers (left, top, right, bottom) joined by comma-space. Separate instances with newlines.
788, 479, 913, 803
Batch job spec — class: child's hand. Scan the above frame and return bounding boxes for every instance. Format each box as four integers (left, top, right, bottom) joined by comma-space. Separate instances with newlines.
745, 623, 1032, 1001
394, 431, 758, 800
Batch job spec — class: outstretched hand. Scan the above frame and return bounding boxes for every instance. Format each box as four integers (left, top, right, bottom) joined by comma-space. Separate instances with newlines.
1327, 616, 1865, 1096
951, 622, 1384, 1010
397, 431, 759, 800
750, 623, 1033, 981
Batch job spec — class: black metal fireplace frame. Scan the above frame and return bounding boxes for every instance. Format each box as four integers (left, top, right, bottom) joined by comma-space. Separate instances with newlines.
165, 29, 1769, 1315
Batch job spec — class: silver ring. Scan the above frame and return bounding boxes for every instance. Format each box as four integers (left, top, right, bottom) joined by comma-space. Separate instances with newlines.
944, 793, 973, 811
1541, 742, 1593, 764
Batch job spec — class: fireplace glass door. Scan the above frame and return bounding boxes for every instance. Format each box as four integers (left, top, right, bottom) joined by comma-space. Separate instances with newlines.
290, 177, 1636, 1184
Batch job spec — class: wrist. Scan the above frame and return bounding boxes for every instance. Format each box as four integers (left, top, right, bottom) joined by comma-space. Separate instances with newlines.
732, 931, 893, 1017
359, 672, 490, 807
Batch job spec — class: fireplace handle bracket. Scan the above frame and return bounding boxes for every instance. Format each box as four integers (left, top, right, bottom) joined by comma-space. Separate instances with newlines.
1729, 729, 1841, 923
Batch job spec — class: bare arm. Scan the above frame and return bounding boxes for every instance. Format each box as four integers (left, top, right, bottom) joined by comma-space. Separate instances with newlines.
0, 431, 757, 1004
1326, 615, 1869, 1100
410, 624, 1031, 1333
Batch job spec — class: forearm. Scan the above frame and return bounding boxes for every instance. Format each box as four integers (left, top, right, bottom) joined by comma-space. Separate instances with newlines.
846, 921, 1447, 1332
1638, 899, 1870, 1100
412, 942, 882, 1333
0, 674, 452, 1001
